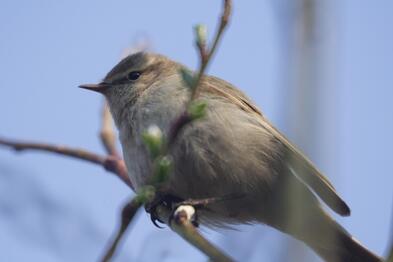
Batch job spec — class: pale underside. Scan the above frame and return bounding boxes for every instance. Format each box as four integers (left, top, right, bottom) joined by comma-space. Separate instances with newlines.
118, 72, 349, 227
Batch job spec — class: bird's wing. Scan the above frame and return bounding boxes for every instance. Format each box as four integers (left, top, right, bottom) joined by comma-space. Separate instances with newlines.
201, 76, 351, 216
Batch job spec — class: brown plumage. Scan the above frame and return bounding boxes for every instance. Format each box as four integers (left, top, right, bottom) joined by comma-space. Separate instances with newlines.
80, 52, 381, 262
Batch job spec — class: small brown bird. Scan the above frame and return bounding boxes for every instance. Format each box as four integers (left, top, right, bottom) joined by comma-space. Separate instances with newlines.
80, 52, 382, 262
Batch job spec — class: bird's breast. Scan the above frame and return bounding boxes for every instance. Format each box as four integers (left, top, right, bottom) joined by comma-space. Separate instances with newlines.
118, 83, 189, 189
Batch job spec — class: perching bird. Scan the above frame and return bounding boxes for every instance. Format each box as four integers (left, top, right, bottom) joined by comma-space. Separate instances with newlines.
80, 52, 382, 262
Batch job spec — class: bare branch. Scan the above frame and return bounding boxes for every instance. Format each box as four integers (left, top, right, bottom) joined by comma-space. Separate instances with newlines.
189, 0, 232, 101
169, 0, 232, 145
100, 100, 120, 157
0, 137, 133, 189
0, 137, 105, 164
101, 198, 142, 262
168, 112, 192, 146
103, 156, 132, 189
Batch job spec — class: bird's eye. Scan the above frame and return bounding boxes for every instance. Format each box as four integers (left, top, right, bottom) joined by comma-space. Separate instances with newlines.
127, 71, 141, 81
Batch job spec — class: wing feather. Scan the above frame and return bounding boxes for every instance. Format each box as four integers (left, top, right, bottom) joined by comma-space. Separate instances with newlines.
201, 76, 350, 216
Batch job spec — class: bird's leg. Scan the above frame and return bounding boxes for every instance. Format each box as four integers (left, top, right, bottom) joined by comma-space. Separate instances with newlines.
145, 193, 184, 228
146, 193, 245, 228
170, 194, 245, 227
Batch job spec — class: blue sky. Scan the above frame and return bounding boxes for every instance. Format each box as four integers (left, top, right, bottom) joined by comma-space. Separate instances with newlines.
0, 1, 392, 261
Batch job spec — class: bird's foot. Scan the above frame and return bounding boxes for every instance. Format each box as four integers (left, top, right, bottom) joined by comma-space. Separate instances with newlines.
145, 193, 183, 228
145, 194, 244, 228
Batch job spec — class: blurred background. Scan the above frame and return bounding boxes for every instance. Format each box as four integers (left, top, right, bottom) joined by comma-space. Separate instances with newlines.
0, 0, 392, 261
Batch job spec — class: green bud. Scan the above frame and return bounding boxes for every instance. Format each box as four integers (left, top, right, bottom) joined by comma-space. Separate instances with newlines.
188, 100, 207, 120
153, 155, 173, 184
142, 125, 163, 159
179, 67, 195, 89
194, 24, 207, 48
135, 185, 156, 204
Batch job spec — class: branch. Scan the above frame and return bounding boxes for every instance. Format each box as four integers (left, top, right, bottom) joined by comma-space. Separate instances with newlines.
101, 198, 142, 262
169, 0, 232, 145
156, 204, 234, 262
100, 100, 120, 158
0, 137, 133, 189
190, 0, 232, 101
139, 1, 234, 261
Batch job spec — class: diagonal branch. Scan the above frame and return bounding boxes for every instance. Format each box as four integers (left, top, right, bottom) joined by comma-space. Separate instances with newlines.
0, 137, 132, 189
172, 213, 233, 262
189, 0, 232, 101
156, 204, 234, 262
169, 0, 232, 145
101, 197, 142, 262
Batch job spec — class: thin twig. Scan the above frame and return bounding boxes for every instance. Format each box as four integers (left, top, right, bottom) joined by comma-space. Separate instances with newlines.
189, 0, 232, 101
0, 137, 106, 164
101, 198, 142, 262
0, 137, 133, 188
168, 112, 192, 145
169, 0, 232, 145
100, 100, 120, 157
103, 157, 131, 189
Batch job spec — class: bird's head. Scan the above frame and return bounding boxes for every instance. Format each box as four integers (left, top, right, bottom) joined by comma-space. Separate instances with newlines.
79, 52, 179, 127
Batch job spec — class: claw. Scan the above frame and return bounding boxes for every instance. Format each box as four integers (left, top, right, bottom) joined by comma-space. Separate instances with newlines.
145, 193, 184, 228
150, 214, 165, 229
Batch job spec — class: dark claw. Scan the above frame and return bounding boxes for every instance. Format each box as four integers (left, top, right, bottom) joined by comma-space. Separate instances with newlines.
150, 213, 165, 229
146, 202, 165, 229
145, 193, 184, 228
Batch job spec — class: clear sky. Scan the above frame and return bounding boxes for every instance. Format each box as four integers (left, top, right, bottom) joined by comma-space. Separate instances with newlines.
0, 1, 392, 261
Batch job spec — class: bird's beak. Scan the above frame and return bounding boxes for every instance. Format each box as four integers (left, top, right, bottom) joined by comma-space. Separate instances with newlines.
78, 82, 109, 93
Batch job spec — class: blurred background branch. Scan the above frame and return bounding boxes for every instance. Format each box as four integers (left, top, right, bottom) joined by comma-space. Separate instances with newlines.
272, 0, 336, 261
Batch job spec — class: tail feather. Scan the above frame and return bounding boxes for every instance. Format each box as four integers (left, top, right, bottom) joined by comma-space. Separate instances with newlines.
261, 169, 381, 262
266, 205, 382, 262
304, 214, 381, 262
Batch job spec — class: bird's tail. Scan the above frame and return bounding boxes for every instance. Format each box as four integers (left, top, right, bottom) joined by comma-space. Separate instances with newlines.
260, 170, 382, 262
267, 205, 382, 262
302, 212, 381, 262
